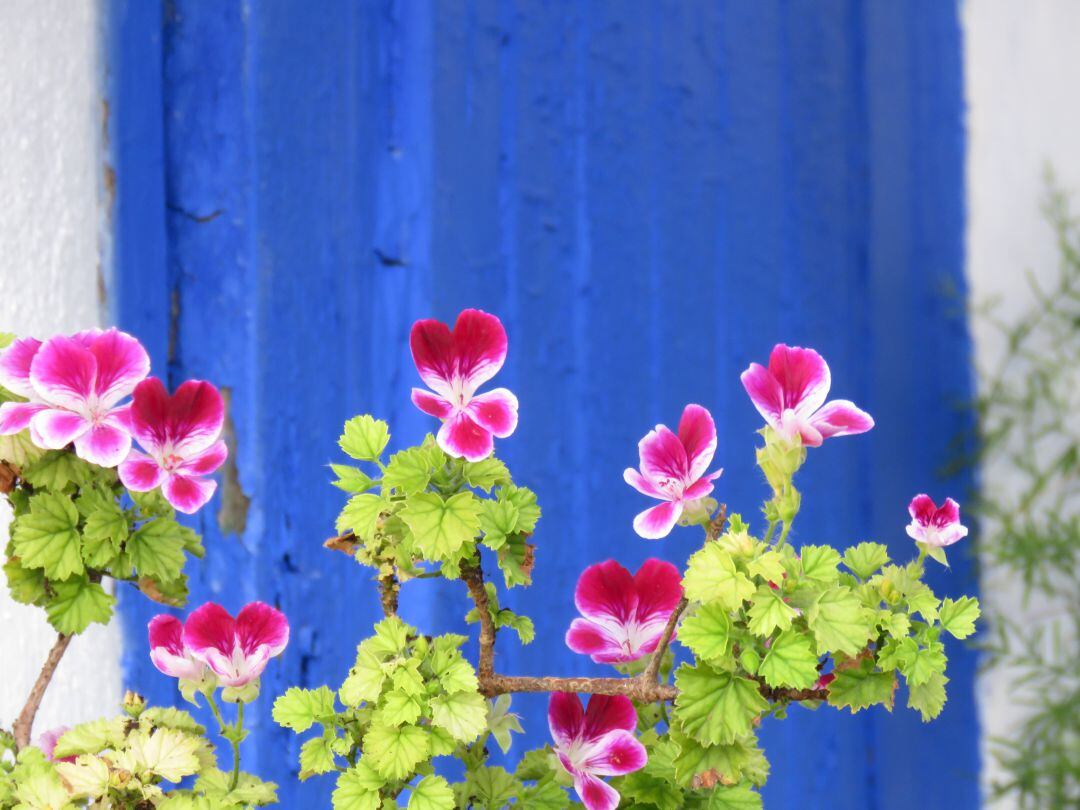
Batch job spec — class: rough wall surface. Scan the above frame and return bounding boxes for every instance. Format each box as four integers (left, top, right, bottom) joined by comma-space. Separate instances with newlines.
0, 0, 121, 742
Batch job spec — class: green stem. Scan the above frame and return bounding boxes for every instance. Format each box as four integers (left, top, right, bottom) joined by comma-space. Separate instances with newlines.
206, 691, 226, 731
763, 519, 778, 544
775, 521, 792, 551
230, 702, 245, 790
914, 545, 928, 574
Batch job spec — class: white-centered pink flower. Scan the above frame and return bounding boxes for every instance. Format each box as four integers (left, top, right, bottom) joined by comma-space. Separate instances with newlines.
566, 559, 683, 663
740, 344, 873, 447
906, 494, 968, 548
118, 378, 228, 514
624, 404, 723, 539
549, 693, 647, 810
0, 328, 150, 468
148, 614, 207, 682
409, 309, 519, 462
182, 602, 289, 688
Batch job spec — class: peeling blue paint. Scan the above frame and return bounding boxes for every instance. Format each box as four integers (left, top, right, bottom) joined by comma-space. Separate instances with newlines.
106, 1, 978, 806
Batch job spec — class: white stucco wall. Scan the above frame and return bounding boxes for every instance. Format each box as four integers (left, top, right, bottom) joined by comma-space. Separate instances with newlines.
962, 0, 1080, 803
0, 0, 123, 743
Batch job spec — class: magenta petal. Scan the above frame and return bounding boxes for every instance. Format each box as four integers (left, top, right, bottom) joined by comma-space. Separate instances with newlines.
574, 560, 637, 625
74, 422, 132, 468
633, 559, 683, 624
623, 468, 664, 499
85, 328, 150, 407
163, 474, 217, 514
908, 494, 937, 526
149, 614, 185, 653
934, 497, 961, 528
465, 387, 518, 438
437, 411, 494, 462
582, 729, 649, 776
176, 439, 228, 477
28, 336, 96, 411
582, 694, 638, 740
0, 337, 42, 397
166, 380, 225, 456
575, 774, 620, 810
768, 344, 831, 416
29, 408, 90, 449
183, 603, 236, 660
632, 501, 682, 540
740, 362, 784, 425
119, 450, 168, 491
678, 404, 717, 482
411, 388, 455, 420
681, 477, 716, 502
148, 614, 205, 680
0, 401, 47, 435
409, 319, 458, 398
236, 601, 290, 658
126, 377, 170, 453
451, 309, 508, 395
809, 399, 874, 440
548, 692, 585, 750
638, 425, 689, 484
566, 619, 627, 662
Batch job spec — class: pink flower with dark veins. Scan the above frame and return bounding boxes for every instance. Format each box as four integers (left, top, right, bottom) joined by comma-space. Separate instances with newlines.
409, 309, 518, 462
740, 344, 873, 447
549, 693, 647, 810
624, 404, 723, 539
906, 494, 968, 549
118, 378, 228, 514
183, 602, 289, 688
566, 559, 683, 663
0, 328, 150, 467
148, 614, 207, 682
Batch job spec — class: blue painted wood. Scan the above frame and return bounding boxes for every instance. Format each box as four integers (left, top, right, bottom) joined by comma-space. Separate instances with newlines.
106, 1, 979, 806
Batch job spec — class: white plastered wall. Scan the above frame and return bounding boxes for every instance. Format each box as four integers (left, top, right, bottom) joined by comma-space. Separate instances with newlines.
0, 0, 122, 741
962, 0, 1080, 803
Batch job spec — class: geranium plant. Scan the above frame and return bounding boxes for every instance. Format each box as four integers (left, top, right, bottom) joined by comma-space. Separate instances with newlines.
0, 314, 980, 809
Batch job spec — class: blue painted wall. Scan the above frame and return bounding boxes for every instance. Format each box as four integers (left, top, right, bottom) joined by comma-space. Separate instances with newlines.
105, 1, 978, 806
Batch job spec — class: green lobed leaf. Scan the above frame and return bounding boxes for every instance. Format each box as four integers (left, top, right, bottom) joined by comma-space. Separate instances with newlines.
499, 485, 540, 534
461, 457, 511, 492
332, 761, 384, 810
683, 544, 755, 611
4, 558, 47, 606
408, 775, 455, 810
463, 765, 519, 810
938, 596, 980, 639
907, 670, 949, 722
273, 686, 337, 732
20, 450, 93, 491
679, 603, 733, 663
673, 663, 769, 746
746, 586, 797, 637
430, 689, 488, 743
299, 736, 339, 780
127, 517, 187, 581
45, 576, 115, 635
669, 729, 769, 790
486, 695, 524, 755
330, 463, 375, 494
806, 587, 874, 656
336, 493, 387, 540
478, 498, 518, 550
80, 501, 129, 568
383, 446, 438, 495
339, 415, 391, 462
827, 657, 897, 713
11, 491, 83, 580
878, 637, 947, 686
703, 783, 764, 809
495, 533, 534, 588
746, 549, 785, 584
842, 542, 890, 580
799, 545, 841, 585
400, 492, 482, 562
758, 630, 819, 690
362, 722, 430, 781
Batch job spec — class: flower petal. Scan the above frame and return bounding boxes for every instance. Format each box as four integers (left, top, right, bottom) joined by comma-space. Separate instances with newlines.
465, 387, 518, 438
582, 694, 638, 740
119, 450, 168, 491
126, 377, 169, 453
175, 439, 228, 477
678, 404, 717, 482
73, 422, 132, 468
638, 425, 689, 485
163, 474, 217, 514
566, 619, 629, 663
768, 344, 831, 416
166, 380, 225, 456
148, 614, 205, 680
623, 468, 664, 499
740, 362, 784, 426
437, 412, 493, 462
29, 409, 91, 449
0, 401, 47, 434
581, 729, 648, 776
411, 388, 455, 420
0, 337, 42, 397
934, 497, 962, 528
682, 477, 717, 502
85, 328, 150, 408
548, 692, 585, 750
29, 336, 97, 412
410, 319, 458, 399
632, 501, 683, 540
183, 603, 237, 662
809, 399, 874, 440
236, 601, 290, 658
908, 494, 937, 526
451, 309, 508, 396
633, 559, 683, 625
574, 560, 637, 626
574, 774, 620, 810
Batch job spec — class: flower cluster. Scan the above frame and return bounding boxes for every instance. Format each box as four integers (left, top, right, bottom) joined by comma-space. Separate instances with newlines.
0, 328, 227, 513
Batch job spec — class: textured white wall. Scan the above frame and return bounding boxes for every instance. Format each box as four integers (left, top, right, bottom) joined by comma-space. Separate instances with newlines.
0, 0, 123, 743
962, 0, 1080, 803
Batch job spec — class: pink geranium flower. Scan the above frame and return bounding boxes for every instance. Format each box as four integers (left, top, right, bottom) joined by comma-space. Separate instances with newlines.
623, 404, 723, 539
906, 494, 968, 548
740, 344, 873, 447
118, 378, 228, 514
566, 559, 683, 663
36, 727, 75, 763
409, 309, 519, 462
549, 693, 647, 810
183, 602, 289, 688
148, 614, 207, 682
0, 328, 150, 467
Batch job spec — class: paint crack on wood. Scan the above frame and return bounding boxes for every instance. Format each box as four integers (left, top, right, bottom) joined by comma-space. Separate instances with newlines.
216, 386, 251, 537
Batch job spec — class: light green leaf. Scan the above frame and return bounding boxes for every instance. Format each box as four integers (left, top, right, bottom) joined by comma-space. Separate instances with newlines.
379, 690, 423, 727
673, 664, 769, 746
339, 415, 390, 462
272, 686, 337, 732
80, 502, 128, 567
678, 603, 732, 663
461, 457, 511, 492
400, 492, 481, 561
336, 493, 386, 540
907, 670, 949, 722
669, 729, 769, 789
486, 695, 524, 755
332, 761, 383, 810
878, 637, 947, 686
20, 450, 92, 491
125, 727, 202, 782
299, 736, 339, 780
806, 587, 873, 656
408, 775, 455, 810
52, 718, 127, 758
362, 722, 430, 781
383, 447, 437, 495
12, 491, 83, 580
478, 498, 519, 550
4, 558, 47, 605
800, 545, 841, 585
330, 464, 375, 494
746, 550, 785, 584
842, 542, 890, 580
827, 657, 897, 713
499, 485, 541, 534
45, 576, 114, 635
464, 766, 519, 810
683, 544, 755, 611
704, 783, 764, 809
496, 533, 534, 588
430, 690, 487, 743
938, 596, 980, 639
758, 630, 819, 689
746, 586, 797, 637
128, 517, 187, 581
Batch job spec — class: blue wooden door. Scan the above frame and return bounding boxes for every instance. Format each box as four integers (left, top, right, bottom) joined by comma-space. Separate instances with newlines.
105, 1, 979, 806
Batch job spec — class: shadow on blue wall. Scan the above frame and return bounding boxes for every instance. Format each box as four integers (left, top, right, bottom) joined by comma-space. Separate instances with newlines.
105, 1, 977, 806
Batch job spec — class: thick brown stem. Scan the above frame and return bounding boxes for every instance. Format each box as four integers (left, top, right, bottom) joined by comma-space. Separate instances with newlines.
461, 558, 496, 679
480, 673, 678, 701
14, 633, 72, 750
378, 571, 400, 617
